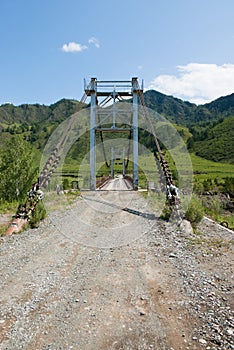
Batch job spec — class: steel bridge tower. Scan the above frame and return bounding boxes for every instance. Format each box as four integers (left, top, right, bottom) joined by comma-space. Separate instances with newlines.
85, 77, 143, 190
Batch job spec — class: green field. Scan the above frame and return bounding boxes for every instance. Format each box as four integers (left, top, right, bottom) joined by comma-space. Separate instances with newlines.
190, 153, 234, 180
57, 151, 234, 190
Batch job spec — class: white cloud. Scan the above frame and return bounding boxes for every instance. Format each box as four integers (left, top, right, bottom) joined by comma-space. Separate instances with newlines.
62, 42, 88, 53
148, 63, 234, 104
88, 37, 100, 48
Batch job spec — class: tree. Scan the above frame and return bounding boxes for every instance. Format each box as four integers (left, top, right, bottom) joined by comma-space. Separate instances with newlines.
187, 137, 194, 149
0, 135, 37, 202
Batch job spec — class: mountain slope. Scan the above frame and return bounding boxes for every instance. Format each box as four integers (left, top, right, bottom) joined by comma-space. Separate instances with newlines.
190, 116, 234, 163
1, 91, 233, 127
0, 91, 233, 164
0, 99, 83, 125
143, 91, 234, 163
143, 90, 197, 125
143, 90, 234, 126
204, 93, 234, 117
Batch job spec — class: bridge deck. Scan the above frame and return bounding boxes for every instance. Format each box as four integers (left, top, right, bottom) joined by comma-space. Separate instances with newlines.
97, 175, 133, 191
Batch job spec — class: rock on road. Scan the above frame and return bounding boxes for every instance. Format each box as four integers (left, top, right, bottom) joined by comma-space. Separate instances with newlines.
0, 186, 233, 350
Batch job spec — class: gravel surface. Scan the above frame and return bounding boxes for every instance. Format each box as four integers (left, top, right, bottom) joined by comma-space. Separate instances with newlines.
0, 189, 233, 350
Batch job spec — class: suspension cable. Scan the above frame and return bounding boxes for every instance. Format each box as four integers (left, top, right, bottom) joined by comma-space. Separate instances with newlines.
136, 85, 173, 186
12, 92, 89, 224
97, 108, 110, 168
39, 92, 88, 187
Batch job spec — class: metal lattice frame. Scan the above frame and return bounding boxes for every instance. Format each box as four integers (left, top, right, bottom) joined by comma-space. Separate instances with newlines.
85, 77, 142, 190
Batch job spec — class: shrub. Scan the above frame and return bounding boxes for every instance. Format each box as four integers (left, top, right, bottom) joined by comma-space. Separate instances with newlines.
223, 177, 234, 197
193, 180, 204, 194
185, 194, 204, 225
29, 202, 46, 228
203, 178, 213, 192
62, 178, 70, 190
204, 196, 223, 216
160, 204, 172, 221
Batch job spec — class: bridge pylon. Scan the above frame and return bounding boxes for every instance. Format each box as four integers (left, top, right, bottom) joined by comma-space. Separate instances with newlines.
85, 77, 143, 190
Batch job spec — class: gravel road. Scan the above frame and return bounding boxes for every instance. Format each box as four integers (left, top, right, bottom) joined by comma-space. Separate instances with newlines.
0, 186, 233, 350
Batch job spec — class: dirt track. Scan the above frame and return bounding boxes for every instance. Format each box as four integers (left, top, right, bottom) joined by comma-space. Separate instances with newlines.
0, 186, 233, 350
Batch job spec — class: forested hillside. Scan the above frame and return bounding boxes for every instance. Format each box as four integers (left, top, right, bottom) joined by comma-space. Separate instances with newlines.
0, 99, 85, 149
188, 116, 234, 163
0, 99, 84, 125
143, 90, 234, 126
142, 90, 234, 164
0, 91, 233, 164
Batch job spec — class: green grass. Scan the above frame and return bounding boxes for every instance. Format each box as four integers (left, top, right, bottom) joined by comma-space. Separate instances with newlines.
0, 225, 9, 236
59, 150, 234, 192
203, 207, 234, 230
0, 200, 18, 214
190, 153, 234, 181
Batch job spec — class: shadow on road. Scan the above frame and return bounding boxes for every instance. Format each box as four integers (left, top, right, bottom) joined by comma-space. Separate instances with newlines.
82, 195, 159, 221
122, 207, 159, 220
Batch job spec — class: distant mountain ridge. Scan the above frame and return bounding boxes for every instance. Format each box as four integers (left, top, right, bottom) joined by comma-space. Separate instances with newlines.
0, 99, 83, 125
143, 90, 197, 125
0, 90, 233, 127
0, 90, 233, 164
0, 90, 234, 126
143, 90, 234, 125
203, 93, 234, 117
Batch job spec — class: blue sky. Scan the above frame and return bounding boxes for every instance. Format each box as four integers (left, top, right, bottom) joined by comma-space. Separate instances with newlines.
0, 0, 234, 105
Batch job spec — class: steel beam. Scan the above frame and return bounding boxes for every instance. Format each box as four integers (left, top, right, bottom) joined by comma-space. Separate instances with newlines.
90, 78, 97, 190
132, 78, 138, 190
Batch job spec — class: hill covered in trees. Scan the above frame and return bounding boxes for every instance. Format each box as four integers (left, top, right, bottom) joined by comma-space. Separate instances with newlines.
0, 99, 84, 125
0, 91, 233, 164
143, 90, 234, 126
188, 116, 234, 163
0, 99, 86, 150
141, 90, 234, 164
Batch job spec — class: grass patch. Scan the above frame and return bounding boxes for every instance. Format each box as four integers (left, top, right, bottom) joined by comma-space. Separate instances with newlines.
0, 200, 18, 214
43, 191, 81, 212
190, 153, 234, 181
206, 212, 234, 231
185, 233, 233, 255
186, 236, 204, 246
0, 225, 8, 236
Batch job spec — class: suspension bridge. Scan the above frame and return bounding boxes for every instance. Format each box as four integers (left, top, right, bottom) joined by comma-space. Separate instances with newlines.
6, 77, 179, 235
